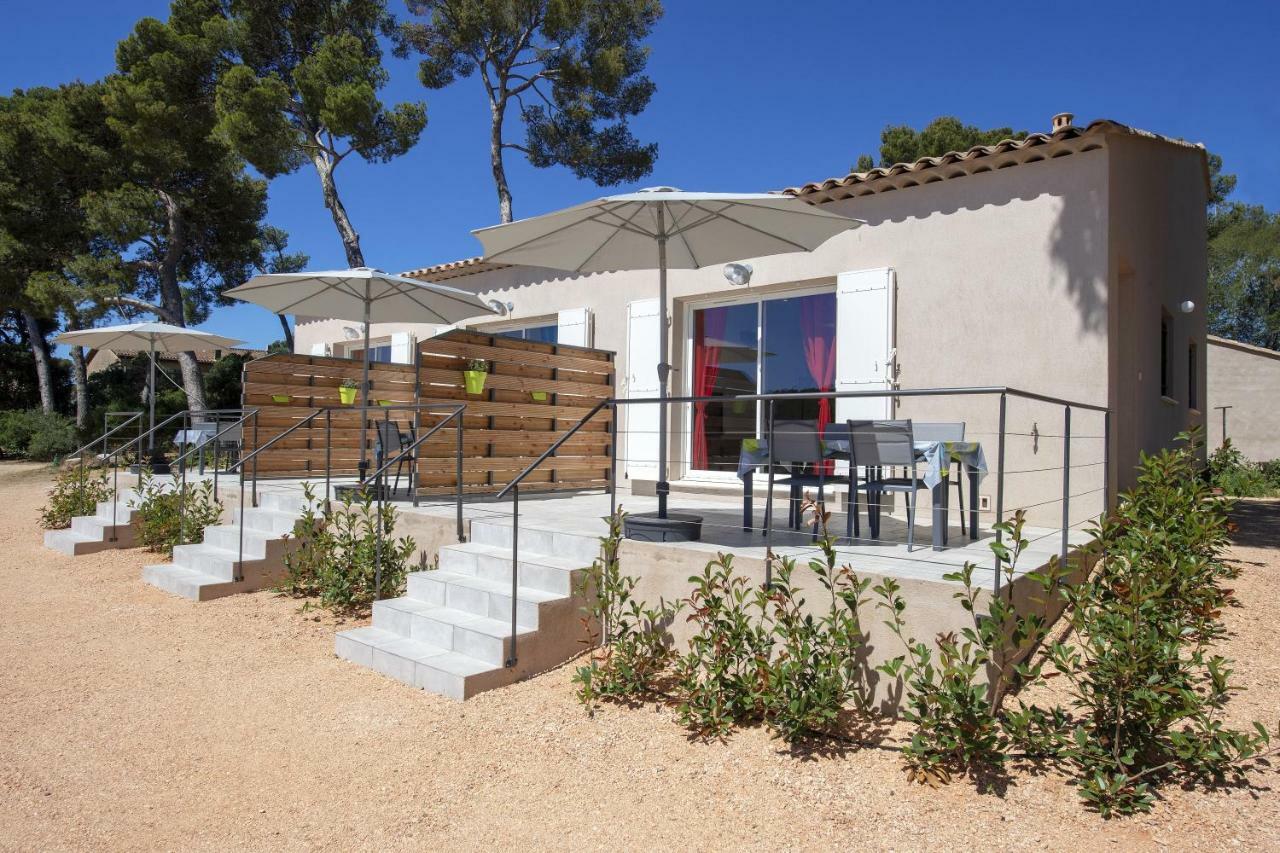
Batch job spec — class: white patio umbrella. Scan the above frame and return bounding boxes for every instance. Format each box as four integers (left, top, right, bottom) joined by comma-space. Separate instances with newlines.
224, 267, 499, 474
57, 322, 244, 452
473, 187, 862, 527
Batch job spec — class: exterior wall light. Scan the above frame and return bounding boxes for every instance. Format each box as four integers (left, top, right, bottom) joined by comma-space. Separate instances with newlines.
1180, 300, 1196, 314
723, 262, 753, 286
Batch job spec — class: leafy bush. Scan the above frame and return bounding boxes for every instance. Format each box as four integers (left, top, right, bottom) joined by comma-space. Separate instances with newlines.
573, 508, 681, 709
1207, 440, 1276, 497
1004, 432, 1274, 816
40, 466, 114, 529
675, 552, 772, 739
874, 511, 1060, 787
0, 409, 78, 461
759, 506, 871, 742
279, 485, 416, 613
131, 473, 224, 555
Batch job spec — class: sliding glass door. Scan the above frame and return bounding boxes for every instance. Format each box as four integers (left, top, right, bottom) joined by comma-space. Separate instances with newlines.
689, 290, 837, 474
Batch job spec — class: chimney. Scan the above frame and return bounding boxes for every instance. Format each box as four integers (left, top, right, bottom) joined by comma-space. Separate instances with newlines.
1051, 112, 1074, 132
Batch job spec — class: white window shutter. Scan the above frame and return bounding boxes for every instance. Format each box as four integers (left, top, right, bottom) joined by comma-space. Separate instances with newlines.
835, 268, 896, 423
557, 307, 592, 347
624, 299, 660, 480
309, 342, 328, 356
390, 332, 415, 364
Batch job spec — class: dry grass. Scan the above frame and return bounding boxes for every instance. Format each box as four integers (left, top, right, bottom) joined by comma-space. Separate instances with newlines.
1, 460, 1277, 851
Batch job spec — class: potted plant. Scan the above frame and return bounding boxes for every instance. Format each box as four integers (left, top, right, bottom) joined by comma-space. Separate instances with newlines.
339, 378, 359, 405
463, 358, 489, 394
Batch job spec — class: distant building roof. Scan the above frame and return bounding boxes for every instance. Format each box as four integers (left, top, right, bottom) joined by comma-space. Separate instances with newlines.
401, 256, 511, 283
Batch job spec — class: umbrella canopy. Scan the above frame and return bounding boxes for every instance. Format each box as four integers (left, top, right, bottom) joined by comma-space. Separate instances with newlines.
472, 188, 859, 272
225, 267, 499, 475
223, 267, 496, 325
56, 321, 242, 353
472, 187, 862, 525
57, 322, 245, 451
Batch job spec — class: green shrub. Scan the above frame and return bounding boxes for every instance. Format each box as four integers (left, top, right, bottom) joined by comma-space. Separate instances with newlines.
759, 505, 872, 743
1208, 440, 1278, 497
1005, 432, 1275, 817
573, 508, 681, 709
0, 409, 78, 461
131, 473, 223, 555
675, 552, 772, 739
279, 485, 416, 614
40, 466, 114, 529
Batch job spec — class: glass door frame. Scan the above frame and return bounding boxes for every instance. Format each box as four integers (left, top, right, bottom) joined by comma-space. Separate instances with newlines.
679, 283, 837, 483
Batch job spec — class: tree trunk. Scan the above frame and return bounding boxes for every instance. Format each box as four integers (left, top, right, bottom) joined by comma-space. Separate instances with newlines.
277, 314, 294, 351
69, 345, 88, 429
155, 189, 208, 412
21, 311, 55, 414
310, 152, 365, 268
490, 100, 514, 224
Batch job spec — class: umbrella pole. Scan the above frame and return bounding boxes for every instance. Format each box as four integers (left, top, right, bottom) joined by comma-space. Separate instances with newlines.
656, 210, 669, 519
148, 338, 157, 454
358, 288, 372, 481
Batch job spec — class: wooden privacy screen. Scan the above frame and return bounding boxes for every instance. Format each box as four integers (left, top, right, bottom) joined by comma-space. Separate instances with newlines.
241, 329, 615, 496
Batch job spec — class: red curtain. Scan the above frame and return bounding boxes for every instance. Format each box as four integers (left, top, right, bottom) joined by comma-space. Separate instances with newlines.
801, 297, 837, 473
692, 309, 727, 470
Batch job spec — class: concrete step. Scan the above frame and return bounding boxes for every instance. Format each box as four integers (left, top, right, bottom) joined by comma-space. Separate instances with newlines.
201, 524, 293, 559
42, 498, 140, 557
43, 528, 114, 556
437, 541, 592, 596
334, 627, 515, 701
406, 570, 565, 628
141, 564, 242, 601
468, 519, 603, 564
370, 599, 534, 667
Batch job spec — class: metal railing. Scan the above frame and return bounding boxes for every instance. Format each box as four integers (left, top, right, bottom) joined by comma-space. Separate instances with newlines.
360, 404, 466, 603
227, 402, 469, 585
491, 386, 1112, 666
495, 398, 612, 667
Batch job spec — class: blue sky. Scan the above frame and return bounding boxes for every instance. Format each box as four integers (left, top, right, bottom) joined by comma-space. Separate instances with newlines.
8, 0, 1279, 349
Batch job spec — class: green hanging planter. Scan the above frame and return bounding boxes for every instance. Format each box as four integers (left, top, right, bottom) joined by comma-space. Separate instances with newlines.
338, 385, 358, 405
463, 370, 488, 394
271, 394, 290, 404
378, 399, 393, 407
531, 390, 548, 402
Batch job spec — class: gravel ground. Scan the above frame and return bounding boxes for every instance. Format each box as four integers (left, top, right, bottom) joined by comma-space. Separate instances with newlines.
1, 461, 1277, 852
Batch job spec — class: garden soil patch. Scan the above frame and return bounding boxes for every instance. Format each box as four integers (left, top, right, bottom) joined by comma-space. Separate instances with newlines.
1, 461, 1277, 851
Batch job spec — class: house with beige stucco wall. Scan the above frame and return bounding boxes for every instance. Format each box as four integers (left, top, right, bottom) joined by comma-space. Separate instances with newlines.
1207, 335, 1280, 461
294, 113, 1210, 519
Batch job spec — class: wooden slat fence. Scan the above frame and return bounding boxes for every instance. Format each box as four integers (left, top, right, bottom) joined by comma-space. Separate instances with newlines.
241, 329, 615, 496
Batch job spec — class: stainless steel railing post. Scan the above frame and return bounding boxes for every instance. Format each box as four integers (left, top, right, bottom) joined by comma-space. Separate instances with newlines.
1060, 405, 1071, 566
608, 401, 618, 521
993, 392, 1008, 593
506, 484, 519, 668
455, 415, 464, 542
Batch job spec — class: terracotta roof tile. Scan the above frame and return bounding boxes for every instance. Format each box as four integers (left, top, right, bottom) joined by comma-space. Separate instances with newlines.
401, 256, 510, 282
783, 119, 1206, 200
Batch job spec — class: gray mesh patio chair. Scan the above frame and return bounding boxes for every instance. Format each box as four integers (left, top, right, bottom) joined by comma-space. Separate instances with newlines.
848, 419, 929, 552
374, 419, 414, 496
913, 421, 967, 535
763, 420, 848, 538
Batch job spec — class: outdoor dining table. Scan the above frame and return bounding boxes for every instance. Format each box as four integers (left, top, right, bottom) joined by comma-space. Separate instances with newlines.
173, 425, 217, 473
737, 424, 988, 551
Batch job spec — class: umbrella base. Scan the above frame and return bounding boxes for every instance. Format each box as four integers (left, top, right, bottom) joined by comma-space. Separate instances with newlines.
623, 511, 703, 542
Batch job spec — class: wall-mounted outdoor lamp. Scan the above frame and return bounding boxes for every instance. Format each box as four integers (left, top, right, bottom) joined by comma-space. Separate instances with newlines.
723, 262, 753, 286
487, 299, 513, 316
1180, 300, 1196, 314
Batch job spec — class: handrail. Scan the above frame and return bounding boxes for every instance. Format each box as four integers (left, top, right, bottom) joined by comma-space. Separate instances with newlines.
228, 408, 322, 474
614, 385, 1110, 414
68, 411, 144, 463
360, 404, 467, 602
495, 398, 612, 500
170, 409, 259, 547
